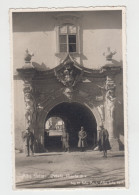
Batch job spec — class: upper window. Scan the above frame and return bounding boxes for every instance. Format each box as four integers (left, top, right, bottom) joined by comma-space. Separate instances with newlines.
59, 24, 77, 53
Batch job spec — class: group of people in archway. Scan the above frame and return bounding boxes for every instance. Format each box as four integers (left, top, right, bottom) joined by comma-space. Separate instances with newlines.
61, 125, 111, 157
22, 125, 111, 158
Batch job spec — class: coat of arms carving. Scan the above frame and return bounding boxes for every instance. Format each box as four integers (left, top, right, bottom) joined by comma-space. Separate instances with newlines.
54, 54, 84, 88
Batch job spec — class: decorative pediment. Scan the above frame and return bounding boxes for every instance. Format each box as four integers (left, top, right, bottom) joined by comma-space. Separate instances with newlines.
16, 52, 122, 82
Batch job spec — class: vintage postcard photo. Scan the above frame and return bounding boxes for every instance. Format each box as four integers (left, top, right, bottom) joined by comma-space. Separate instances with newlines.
11, 7, 127, 189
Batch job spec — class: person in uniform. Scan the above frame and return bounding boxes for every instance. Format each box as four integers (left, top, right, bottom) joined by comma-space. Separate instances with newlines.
61, 127, 70, 152
78, 126, 87, 151
23, 128, 35, 157
98, 125, 111, 158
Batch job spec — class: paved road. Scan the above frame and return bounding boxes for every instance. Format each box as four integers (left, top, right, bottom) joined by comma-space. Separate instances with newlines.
15, 150, 125, 189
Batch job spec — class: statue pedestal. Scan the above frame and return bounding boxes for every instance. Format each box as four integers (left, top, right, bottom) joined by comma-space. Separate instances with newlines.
109, 137, 119, 151
23, 62, 34, 69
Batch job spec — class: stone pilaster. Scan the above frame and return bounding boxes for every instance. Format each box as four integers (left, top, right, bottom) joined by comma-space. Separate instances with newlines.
23, 82, 36, 131
105, 75, 119, 150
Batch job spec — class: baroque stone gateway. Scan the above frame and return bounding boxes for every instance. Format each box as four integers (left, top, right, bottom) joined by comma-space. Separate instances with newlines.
16, 51, 123, 152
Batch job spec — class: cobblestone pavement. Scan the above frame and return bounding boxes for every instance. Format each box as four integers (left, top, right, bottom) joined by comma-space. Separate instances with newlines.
15, 150, 125, 189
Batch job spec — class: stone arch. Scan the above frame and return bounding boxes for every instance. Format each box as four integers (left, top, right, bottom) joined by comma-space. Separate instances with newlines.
36, 94, 102, 141
33, 90, 103, 152
38, 97, 102, 131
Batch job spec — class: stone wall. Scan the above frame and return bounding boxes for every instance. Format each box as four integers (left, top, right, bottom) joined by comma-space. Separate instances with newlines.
14, 80, 26, 150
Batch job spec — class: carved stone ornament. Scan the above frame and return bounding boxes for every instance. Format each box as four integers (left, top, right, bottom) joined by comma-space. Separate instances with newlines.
54, 54, 84, 88
37, 103, 44, 111
63, 87, 73, 100
104, 75, 117, 141
106, 90, 116, 118
97, 104, 105, 122
105, 76, 116, 91
24, 49, 34, 63
23, 84, 36, 128
95, 95, 104, 101
103, 47, 116, 62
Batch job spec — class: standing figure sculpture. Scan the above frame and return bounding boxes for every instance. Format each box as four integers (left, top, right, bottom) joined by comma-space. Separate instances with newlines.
23, 128, 35, 157
103, 47, 116, 62
98, 126, 111, 158
24, 49, 34, 63
106, 89, 116, 118
78, 126, 87, 151
61, 127, 70, 152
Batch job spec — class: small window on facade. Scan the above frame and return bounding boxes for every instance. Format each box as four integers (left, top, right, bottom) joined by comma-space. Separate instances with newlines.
59, 25, 77, 53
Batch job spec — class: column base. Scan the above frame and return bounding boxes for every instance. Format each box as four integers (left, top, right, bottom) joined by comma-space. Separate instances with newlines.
109, 138, 119, 151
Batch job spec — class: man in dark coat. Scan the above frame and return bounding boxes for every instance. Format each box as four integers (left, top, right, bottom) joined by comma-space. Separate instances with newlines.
61, 127, 70, 152
23, 128, 35, 156
78, 126, 87, 151
98, 126, 111, 157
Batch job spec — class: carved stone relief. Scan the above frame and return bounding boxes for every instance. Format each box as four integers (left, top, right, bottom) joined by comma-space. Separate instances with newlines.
23, 83, 36, 129
105, 75, 116, 118
54, 55, 84, 99
105, 75, 116, 139
97, 104, 105, 122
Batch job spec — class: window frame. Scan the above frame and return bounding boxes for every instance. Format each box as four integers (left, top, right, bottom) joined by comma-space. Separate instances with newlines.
58, 24, 78, 54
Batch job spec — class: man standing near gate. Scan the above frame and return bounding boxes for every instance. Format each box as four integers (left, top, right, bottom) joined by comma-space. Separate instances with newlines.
23, 128, 35, 157
78, 126, 87, 151
98, 125, 111, 158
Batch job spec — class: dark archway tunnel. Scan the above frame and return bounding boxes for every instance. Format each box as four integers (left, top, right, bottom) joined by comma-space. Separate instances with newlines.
44, 102, 97, 151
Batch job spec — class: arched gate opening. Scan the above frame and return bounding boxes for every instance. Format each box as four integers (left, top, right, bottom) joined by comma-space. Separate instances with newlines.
44, 102, 97, 151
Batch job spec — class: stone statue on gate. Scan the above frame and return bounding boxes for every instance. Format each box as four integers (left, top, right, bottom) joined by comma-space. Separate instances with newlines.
24, 49, 34, 63
103, 47, 116, 62
106, 89, 116, 118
